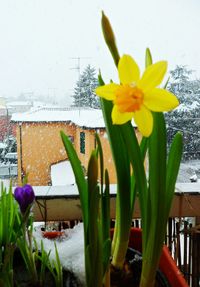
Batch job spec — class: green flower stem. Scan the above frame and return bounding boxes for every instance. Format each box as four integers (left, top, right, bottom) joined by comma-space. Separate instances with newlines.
99, 52, 147, 265
119, 124, 148, 245
140, 234, 164, 287
112, 238, 129, 267
100, 98, 132, 269
98, 74, 147, 270
111, 195, 119, 256
140, 271, 156, 287
103, 267, 110, 287
98, 71, 133, 270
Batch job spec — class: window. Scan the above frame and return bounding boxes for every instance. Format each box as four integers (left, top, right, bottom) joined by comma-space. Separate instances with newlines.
80, 132, 85, 154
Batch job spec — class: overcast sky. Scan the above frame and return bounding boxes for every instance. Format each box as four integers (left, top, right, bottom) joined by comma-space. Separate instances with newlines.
0, 0, 200, 102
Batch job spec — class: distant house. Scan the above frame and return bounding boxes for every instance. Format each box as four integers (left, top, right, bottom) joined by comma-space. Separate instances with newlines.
11, 108, 140, 186
0, 101, 67, 141
6, 101, 33, 115
0, 115, 12, 141
0, 100, 34, 140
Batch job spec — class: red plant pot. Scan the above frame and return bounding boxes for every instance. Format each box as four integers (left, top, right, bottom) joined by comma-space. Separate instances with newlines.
42, 231, 64, 239
127, 228, 188, 287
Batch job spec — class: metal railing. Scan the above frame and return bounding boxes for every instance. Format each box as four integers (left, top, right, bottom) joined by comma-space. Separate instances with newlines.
131, 217, 200, 287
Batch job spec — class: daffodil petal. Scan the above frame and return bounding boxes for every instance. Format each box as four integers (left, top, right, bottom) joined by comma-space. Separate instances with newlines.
138, 61, 167, 92
118, 55, 140, 85
144, 88, 179, 111
133, 106, 153, 137
95, 83, 119, 100
112, 105, 134, 125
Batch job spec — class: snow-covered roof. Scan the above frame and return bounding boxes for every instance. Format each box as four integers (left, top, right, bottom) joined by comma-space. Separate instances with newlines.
31, 102, 67, 109
11, 107, 137, 129
7, 101, 33, 107
51, 161, 75, 186
11, 108, 106, 129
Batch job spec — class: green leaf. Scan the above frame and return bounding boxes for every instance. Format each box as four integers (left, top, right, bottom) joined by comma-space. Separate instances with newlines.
87, 152, 103, 286
148, 113, 166, 226
101, 169, 110, 242
95, 133, 104, 194
140, 112, 168, 286
102, 238, 111, 274
166, 132, 183, 216
88, 186, 99, 244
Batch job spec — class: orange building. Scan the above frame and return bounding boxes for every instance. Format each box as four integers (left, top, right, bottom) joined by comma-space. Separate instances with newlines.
11, 108, 139, 186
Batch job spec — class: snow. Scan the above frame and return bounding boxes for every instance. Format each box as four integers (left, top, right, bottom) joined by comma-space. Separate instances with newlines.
7, 101, 32, 107
0, 179, 11, 189
25, 184, 117, 197
32, 101, 55, 108
176, 101, 200, 112
190, 174, 198, 182
33, 223, 85, 285
11, 182, 199, 199
176, 182, 200, 193
0, 142, 7, 149
11, 108, 106, 128
12, 184, 117, 198
177, 160, 200, 183
11, 107, 137, 128
5, 152, 17, 159
51, 161, 75, 186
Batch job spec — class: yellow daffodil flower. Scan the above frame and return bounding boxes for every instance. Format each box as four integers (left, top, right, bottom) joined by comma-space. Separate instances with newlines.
95, 54, 179, 137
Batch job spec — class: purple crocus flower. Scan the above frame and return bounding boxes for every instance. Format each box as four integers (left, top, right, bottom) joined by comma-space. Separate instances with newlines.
14, 184, 35, 213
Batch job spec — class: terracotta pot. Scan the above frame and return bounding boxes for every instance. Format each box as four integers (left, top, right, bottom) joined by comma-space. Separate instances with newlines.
127, 228, 188, 287
42, 231, 64, 239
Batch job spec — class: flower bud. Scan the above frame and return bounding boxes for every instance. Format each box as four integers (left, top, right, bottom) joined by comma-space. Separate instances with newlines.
101, 11, 116, 46
14, 184, 35, 214
101, 11, 120, 67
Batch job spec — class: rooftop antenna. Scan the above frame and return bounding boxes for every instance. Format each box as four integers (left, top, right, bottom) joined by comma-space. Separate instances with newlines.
70, 57, 91, 115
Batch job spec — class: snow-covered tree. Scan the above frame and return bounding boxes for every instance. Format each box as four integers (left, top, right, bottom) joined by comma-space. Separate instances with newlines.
165, 66, 200, 160
72, 65, 100, 109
